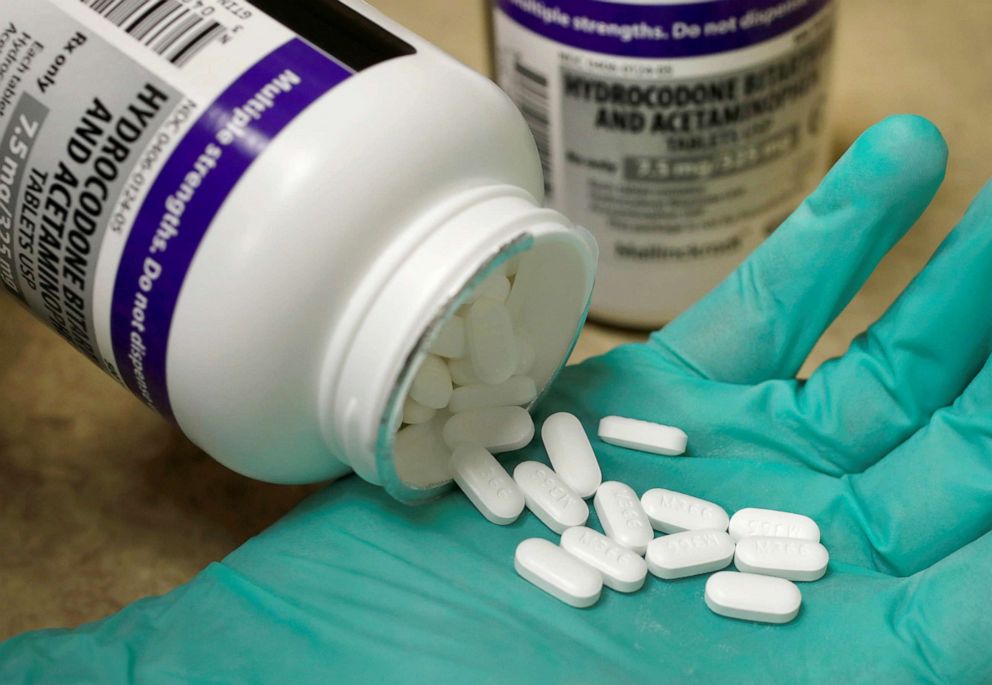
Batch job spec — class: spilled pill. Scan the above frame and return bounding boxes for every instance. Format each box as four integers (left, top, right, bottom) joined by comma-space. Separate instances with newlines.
704, 572, 802, 624
734, 536, 829, 582
541, 412, 602, 499
513, 461, 588, 534
561, 526, 647, 593
451, 444, 524, 525
729, 508, 820, 543
641, 488, 729, 534
515, 538, 602, 608
594, 481, 653, 555
598, 416, 687, 456
646, 529, 735, 580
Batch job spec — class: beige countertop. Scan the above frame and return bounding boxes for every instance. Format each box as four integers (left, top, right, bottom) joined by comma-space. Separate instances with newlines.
2, 0, 990, 639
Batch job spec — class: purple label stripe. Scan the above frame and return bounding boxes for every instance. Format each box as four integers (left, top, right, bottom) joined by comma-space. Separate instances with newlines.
498, 0, 831, 58
111, 38, 352, 420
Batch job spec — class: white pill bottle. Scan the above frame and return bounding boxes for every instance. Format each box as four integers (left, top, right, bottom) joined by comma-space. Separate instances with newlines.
2, 0, 596, 501
492, 0, 835, 327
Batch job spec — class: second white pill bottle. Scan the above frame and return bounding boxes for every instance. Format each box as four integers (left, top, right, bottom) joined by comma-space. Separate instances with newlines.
492, 0, 836, 327
3, 0, 596, 502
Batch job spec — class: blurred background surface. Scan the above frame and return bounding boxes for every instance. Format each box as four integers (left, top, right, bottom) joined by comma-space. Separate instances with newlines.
2, 0, 990, 638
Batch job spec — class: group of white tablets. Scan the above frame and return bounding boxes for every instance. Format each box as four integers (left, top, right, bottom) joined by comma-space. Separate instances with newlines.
395, 267, 827, 624
462, 412, 828, 624
394, 261, 540, 477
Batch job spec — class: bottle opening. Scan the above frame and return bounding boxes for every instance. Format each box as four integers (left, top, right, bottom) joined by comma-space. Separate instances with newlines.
378, 226, 595, 502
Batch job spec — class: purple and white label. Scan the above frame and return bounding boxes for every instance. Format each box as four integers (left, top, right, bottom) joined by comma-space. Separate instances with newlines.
110, 38, 352, 419
498, 0, 830, 57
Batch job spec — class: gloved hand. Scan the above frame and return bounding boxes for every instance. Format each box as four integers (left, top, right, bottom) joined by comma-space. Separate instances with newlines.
3, 115, 991, 684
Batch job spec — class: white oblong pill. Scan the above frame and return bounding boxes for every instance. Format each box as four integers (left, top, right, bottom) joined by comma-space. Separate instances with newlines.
393, 417, 451, 486
729, 508, 821, 543
593, 481, 653, 555
447, 357, 480, 387
408, 354, 453, 410
541, 413, 602, 499
514, 332, 536, 376
734, 536, 829, 582
402, 397, 436, 425
451, 444, 524, 525
598, 416, 687, 456
442, 406, 534, 453
645, 529, 735, 580
514, 538, 602, 608
561, 526, 647, 593
704, 572, 802, 624
430, 315, 467, 359
448, 376, 537, 414
641, 488, 730, 534
513, 461, 589, 534
466, 273, 511, 304
466, 299, 518, 385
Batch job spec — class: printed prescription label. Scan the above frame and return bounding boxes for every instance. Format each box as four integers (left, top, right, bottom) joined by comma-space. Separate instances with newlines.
494, 0, 834, 306
0, 0, 413, 419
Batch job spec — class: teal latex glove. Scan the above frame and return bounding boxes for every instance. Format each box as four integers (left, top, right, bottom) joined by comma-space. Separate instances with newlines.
3, 115, 992, 684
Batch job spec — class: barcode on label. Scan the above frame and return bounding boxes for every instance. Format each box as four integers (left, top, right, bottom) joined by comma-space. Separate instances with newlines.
512, 59, 553, 198
81, 0, 227, 68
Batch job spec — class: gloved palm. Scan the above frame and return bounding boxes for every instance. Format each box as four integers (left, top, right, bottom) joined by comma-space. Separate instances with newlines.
4, 116, 992, 684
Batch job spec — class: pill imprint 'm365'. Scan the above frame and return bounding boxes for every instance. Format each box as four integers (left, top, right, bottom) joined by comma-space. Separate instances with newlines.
513, 461, 589, 534
561, 527, 647, 593
641, 488, 730, 534
594, 481, 653, 554
729, 508, 821, 543
646, 530, 735, 580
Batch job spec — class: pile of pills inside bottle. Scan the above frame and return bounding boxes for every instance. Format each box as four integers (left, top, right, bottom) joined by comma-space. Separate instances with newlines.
393, 259, 540, 488
445, 406, 830, 623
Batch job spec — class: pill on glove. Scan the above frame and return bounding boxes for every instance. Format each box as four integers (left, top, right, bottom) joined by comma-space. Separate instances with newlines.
597, 416, 687, 456
443, 406, 534, 453
513, 461, 588, 534
641, 488, 729, 534
594, 481, 653, 555
451, 444, 524, 525
729, 507, 821, 543
541, 412, 602, 499
515, 538, 602, 608
561, 526, 647, 593
734, 536, 829, 582
646, 529, 735, 580
704, 571, 802, 624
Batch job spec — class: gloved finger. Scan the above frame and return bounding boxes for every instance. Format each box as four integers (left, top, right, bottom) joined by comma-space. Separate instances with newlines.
650, 115, 947, 385
797, 180, 992, 473
900, 531, 992, 683
841, 355, 992, 576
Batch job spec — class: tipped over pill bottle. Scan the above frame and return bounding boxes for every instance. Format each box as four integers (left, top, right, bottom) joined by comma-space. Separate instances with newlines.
1, 0, 596, 501
492, 0, 835, 327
